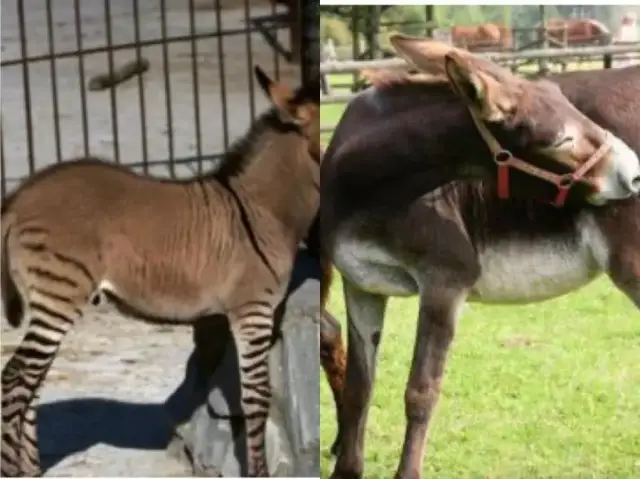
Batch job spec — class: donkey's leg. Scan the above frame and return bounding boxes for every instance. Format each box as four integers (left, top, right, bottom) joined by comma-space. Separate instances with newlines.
331, 280, 387, 479
229, 302, 276, 477
319, 310, 346, 456
394, 289, 468, 479
2, 303, 81, 477
608, 256, 640, 309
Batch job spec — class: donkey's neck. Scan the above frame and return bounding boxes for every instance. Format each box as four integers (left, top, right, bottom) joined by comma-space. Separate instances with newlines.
227, 131, 319, 246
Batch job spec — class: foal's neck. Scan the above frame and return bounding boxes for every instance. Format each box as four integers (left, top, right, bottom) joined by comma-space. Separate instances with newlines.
227, 130, 319, 245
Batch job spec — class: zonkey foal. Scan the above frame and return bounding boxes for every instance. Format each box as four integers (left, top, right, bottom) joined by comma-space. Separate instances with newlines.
1, 66, 319, 477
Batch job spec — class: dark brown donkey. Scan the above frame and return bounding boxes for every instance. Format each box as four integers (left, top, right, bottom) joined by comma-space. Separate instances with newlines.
320, 35, 640, 479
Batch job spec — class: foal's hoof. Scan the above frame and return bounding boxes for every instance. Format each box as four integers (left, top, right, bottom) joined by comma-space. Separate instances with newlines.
248, 458, 269, 477
0, 464, 21, 477
20, 465, 42, 477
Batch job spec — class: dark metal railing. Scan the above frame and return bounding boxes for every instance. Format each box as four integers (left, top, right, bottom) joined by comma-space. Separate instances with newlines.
1, 0, 310, 196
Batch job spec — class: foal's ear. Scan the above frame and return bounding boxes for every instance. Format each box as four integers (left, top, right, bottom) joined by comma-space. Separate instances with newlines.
254, 65, 302, 124
444, 52, 517, 123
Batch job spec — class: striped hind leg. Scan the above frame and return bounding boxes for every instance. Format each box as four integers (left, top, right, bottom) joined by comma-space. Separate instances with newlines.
2, 289, 84, 476
228, 301, 277, 477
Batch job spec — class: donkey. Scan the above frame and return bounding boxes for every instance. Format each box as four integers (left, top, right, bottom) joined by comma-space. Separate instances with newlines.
320, 35, 640, 479
0, 67, 319, 477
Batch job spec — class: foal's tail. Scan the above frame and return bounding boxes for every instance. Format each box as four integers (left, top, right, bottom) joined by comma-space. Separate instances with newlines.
1, 206, 24, 328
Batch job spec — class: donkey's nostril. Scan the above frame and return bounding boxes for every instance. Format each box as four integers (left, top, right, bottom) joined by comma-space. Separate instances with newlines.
631, 176, 640, 194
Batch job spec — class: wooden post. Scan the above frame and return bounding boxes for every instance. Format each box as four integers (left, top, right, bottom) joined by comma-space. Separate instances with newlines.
351, 6, 361, 92
538, 5, 550, 76
425, 5, 435, 38
367, 6, 381, 59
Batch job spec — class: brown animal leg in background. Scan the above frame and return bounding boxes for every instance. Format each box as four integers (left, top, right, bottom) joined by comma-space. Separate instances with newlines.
319, 311, 346, 454
330, 280, 387, 479
394, 290, 465, 479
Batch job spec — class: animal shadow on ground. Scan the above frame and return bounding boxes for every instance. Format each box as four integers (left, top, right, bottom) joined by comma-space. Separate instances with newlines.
36, 344, 211, 473
37, 247, 321, 474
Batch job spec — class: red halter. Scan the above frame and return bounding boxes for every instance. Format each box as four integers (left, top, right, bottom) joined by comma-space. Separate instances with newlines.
492, 139, 611, 207
466, 106, 611, 207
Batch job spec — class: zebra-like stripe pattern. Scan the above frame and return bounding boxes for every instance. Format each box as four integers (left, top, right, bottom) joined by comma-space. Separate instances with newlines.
230, 297, 281, 476
2, 244, 86, 476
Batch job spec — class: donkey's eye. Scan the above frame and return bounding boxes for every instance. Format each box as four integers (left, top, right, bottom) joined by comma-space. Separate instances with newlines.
553, 136, 573, 148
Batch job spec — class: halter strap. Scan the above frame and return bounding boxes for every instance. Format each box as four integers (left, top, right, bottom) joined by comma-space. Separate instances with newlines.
465, 103, 611, 207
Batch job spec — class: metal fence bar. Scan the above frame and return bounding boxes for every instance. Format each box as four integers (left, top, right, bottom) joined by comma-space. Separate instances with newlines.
215, 0, 230, 151
1, 118, 6, 201
244, 0, 256, 121
73, 0, 90, 157
132, 0, 149, 174
159, 0, 175, 176
188, 0, 203, 173
45, 0, 63, 164
301, 1, 320, 85
1, 28, 268, 68
104, 0, 120, 163
271, 0, 281, 81
16, 0, 35, 174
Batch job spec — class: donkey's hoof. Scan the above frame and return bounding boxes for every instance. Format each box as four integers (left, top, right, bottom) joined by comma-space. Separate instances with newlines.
330, 467, 363, 479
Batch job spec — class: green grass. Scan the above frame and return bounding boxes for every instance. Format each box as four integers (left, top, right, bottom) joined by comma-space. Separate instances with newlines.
320, 275, 640, 478
319, 68, 640, 478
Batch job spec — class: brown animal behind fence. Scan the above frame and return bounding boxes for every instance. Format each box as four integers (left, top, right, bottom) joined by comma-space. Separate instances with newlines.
451, 23, 513, 51
545, 18, 612, 46
0, 66, 320, 478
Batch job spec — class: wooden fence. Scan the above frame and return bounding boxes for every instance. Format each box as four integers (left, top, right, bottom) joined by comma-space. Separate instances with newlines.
320, 43, 640, 134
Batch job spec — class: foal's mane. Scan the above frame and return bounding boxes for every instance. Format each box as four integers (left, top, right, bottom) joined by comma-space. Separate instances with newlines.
212, 109, 298, 181
213, 81, 318, 181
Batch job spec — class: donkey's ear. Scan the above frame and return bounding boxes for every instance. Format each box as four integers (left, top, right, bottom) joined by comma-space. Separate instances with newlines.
389, 34, 453, 75
444, 52, 516, 122
254, 66, 301, 124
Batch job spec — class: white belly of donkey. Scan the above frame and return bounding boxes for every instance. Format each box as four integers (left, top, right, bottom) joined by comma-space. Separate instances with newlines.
470, 239, 602, 304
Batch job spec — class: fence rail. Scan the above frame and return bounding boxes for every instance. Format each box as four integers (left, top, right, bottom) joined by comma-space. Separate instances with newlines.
319, 43, 640, 134
320, 43, 640, 74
